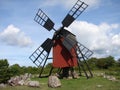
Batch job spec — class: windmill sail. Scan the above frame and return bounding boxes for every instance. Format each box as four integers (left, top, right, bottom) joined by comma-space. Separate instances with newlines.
76, 42, 93, 78
62, 0, 88, 27
34, 9, 54, 31
29, 38, 53, 77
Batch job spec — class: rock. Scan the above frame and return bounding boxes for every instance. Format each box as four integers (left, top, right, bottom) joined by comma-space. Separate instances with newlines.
108, 76, 116, 81
100, 73, 104, 76
24, 81, 29, 86
68, 70, 79, 79
24, 78, 31, 86
8, 76, 20, 86
0, 83, 6, 88
8, 73, 32, 86
67, 76, 73, 79
97, 85, 103, 88
18, 80, 25, 86
106, 75, 111, 79
103, 75, 117, 82
28, 81, 40, 87
73, 71, 79, 79
103, 75, 106, 78
28, 73, 32, 78
23, 73, 29, 80
48, 76, 61, 88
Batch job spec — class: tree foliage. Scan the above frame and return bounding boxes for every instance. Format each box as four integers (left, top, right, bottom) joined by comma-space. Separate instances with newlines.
0, 59, 11, 83
87, 58, 97, 70
117, 58, 120, 67
9, 64, 22, 76
96, 56, 115, 69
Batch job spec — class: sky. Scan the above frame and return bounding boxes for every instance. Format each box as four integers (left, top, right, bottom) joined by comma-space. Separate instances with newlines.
0, 0, 120, 66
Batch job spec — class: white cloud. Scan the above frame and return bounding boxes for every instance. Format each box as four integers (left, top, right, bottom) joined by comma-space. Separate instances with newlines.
112, 34, 120, 46
0, 24, 33, 47
41, 0, 101, 9
68, 21, 120, 58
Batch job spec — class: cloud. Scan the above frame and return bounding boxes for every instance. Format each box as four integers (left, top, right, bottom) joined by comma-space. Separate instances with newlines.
41, 0, 101, 9
0, 24, 33, 47
68, 21, 120, 58
112, 34, 120, 46
84, 0, 101, 8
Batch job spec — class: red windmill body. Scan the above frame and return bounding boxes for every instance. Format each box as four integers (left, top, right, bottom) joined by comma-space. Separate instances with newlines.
53, 36, 78, 68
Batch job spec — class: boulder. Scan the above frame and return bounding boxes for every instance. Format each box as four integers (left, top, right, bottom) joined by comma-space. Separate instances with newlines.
28, 81, 40, 87
24, 78, 31, 86
68, 70, 79, 79
8, 73, 32, 86
23, 73, 31, 81
108, 76, 116, 81
0, 83, 6, 88
48, 76, 61, 88
8, 76, 20, 86
72, 71, 79, 79
18, 80, 25, 86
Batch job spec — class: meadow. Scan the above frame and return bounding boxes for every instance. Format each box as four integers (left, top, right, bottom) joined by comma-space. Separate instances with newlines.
0, 75, 120, 90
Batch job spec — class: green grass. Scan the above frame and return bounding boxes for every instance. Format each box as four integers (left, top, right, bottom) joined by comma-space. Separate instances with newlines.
0, 76, 120, 90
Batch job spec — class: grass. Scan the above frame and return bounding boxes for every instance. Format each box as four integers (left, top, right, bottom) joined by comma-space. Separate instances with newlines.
0, 76, 120, 90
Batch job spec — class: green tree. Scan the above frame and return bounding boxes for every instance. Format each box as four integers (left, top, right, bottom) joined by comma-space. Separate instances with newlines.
96, 58, 106, 69
96, 56, 115, 69
117, 58, 120, 67
105, 56, 115, 67
9, 64, 22, 76
87, 58, 97, 70
20, 66, 27, 74
0, 59, 11, 83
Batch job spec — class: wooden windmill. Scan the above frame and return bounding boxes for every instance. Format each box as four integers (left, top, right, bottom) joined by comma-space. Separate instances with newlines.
29, 0, 93, 78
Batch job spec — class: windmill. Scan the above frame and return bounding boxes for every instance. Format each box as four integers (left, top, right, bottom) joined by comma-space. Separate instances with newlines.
29, 0, 93, 79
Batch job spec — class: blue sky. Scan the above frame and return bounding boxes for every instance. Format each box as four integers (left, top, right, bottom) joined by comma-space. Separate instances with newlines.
0, 0, 120, 66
